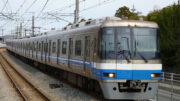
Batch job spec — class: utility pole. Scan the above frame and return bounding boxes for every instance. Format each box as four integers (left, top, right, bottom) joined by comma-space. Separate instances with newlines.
24, 29, 27, 37
74, 0, 79, 24
20, 23, 22, 38
32, 16, 35, 37
16, 26, 19, 38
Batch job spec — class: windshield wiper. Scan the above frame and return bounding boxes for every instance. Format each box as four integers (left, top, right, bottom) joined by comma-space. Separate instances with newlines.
137, 52, 148, 63
134, 40, 148, 63
124, 53, 131, 63
118, 50, 131, 63
122, 37, 131, 63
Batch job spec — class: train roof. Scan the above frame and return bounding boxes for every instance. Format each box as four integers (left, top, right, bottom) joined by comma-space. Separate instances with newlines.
7, 17, 158, 41
102, 20, 158, 28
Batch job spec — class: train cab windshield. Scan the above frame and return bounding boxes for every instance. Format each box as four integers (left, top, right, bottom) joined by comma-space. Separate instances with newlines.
99, 27, 160, 60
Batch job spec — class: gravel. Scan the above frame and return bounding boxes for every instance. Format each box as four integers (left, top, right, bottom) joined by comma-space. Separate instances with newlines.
2, 51, 99, 101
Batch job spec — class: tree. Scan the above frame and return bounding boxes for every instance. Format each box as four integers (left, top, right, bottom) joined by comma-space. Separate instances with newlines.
79, 18, 86, 23
147, 4, 180, 73
115, 6, 140, 20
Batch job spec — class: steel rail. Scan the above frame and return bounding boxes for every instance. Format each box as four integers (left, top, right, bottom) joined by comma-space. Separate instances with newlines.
0, 61, 27, 101
0, 53, 50, 101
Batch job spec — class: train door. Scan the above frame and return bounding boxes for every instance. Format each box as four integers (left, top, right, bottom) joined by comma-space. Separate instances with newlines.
36, 42, 38, 59
29, 43, 31, 58
57, 39, 61, 64
32, 42, 34, 58
45, 39, 48, 64
24, 43, 26, 56
68, 38, 73, 68
84, 36, 91, 74
48, 40, 51, 63
41, 41, 44, 61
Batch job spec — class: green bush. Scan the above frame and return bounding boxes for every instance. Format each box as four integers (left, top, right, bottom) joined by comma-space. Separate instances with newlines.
147, 4, 180, 72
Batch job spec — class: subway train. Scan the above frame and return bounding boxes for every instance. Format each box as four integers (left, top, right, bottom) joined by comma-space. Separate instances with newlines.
6, 17, 162, 100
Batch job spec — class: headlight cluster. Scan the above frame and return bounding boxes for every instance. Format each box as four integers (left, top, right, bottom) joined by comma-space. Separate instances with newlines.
103, 73, 115, 78
151, 73, 161, 78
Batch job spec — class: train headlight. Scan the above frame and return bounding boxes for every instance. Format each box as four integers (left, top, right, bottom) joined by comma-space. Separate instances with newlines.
103, 73, 115, 78
151, 73, 156, 78
151, 73, 161, 78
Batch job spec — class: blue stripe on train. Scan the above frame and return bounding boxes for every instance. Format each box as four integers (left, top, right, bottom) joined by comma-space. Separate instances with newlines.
94, 69, 162, 80
27, 54, 162, 80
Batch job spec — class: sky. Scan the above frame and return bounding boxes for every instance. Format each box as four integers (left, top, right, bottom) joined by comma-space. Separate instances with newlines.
0, 0, 178, 35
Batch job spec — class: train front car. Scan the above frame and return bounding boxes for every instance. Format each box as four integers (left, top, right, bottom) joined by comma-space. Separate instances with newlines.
96, 20, 162, 100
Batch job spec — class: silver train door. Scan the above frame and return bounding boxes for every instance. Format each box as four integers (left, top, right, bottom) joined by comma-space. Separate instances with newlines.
32, 42, 34, 58
48, 40, 51, 63
84, 36, 91, 75
57, 39, 61, 64
36, 41, 38, 59
68, 38, 73, 68
41, 41, 44, 61
45, 39, 48, 64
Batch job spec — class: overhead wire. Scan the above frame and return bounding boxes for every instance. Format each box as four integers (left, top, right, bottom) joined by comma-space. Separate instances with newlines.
47, 0, 86, 13
22, 0, 38, 27
1, 0, 11, 13
24, 0, 38, 14
1, 0, 8, 12
36, 0, 49, 18
3, 0, 28, 34
80, 0, 117, 13
2, 0, 119, 35
42, 0, 86, 27
15, 0, 27, 14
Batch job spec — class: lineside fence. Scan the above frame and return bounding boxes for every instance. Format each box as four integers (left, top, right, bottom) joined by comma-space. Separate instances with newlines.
155, 72, 180, 101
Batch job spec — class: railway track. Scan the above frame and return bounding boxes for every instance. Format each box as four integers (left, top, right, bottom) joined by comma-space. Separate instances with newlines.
0, 50, 50, 101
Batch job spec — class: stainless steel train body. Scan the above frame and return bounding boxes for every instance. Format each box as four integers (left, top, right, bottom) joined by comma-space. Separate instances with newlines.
6, 17, 162, 100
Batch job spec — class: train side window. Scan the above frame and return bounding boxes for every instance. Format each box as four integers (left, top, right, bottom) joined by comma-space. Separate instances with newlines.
52, 42, 56, 53
75, 40, 82, 56
62, 41, 67, 55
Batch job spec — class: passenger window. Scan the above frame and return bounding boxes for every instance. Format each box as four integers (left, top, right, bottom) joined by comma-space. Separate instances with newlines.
52, 42, 56, 53
75, 40, 82, 56
62, 41, 67, 54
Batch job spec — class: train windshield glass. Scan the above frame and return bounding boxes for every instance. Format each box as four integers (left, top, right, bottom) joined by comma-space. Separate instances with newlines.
100, 27, 131, 60
133, 28, 160, 59
100, 27, 160, 60
100, 28, 115, 59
